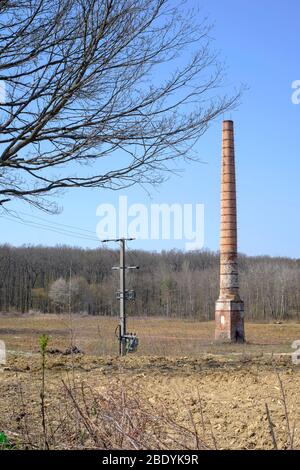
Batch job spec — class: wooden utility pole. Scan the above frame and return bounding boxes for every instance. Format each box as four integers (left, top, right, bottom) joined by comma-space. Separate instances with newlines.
102, 237, 139, 356
119, 239, 126, 356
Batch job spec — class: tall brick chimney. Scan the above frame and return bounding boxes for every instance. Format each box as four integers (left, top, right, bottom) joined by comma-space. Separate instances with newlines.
215, 120, 245, 342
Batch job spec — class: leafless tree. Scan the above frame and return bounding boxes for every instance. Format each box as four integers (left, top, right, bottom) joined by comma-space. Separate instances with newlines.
2, 244, 300, 319
0, 0, 240, 211
48, 277, 68, 311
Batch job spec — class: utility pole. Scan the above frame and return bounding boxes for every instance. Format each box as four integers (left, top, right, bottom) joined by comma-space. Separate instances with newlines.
102, 237, 139, 356
119, 238, 126, 356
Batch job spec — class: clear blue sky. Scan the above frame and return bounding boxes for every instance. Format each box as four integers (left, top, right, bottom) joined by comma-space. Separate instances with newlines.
1, 0, 300, 257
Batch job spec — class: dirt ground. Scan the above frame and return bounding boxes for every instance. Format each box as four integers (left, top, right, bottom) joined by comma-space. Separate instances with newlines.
1, 314, 300, 450
1, 313, 299, 356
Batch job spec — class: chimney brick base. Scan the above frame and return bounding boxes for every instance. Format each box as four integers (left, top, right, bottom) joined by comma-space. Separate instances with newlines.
215, 299, 245, 343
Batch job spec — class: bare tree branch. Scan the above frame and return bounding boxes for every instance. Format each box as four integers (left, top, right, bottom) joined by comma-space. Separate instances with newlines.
0, 0, 242, 211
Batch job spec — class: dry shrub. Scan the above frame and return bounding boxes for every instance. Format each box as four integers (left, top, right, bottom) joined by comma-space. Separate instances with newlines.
14, 379, 211, 450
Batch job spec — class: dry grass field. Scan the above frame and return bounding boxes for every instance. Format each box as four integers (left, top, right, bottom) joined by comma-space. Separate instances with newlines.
1, 313, 300, 450
1, 313, 300, 356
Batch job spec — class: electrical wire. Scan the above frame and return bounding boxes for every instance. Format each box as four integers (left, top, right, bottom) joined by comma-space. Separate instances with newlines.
2, 215, 100, 243
15, 210, 98, 236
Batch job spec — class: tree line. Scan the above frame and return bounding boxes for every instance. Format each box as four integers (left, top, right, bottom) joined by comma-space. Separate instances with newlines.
0, 244, 300, 321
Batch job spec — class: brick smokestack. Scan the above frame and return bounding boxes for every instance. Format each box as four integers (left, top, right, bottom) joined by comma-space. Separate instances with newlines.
215, 120, 245, 342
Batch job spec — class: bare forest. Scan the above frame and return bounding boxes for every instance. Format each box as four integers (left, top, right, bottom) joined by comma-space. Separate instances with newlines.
0, 244, 299, 321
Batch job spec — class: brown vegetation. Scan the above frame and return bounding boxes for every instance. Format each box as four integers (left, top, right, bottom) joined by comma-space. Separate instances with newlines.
1, 352, 299, 450
1, 314, 300, 356
1, 314, 299, 449
1, 245, 300, 322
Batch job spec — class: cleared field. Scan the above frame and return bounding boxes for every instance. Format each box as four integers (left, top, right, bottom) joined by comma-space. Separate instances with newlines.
0, 313, 299, 356
1, 314, 300, 450
1, 352, 300, 450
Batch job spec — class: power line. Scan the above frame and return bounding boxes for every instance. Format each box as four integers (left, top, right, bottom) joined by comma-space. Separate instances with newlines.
2, 215, 100, 243
15, 210, 97, 236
